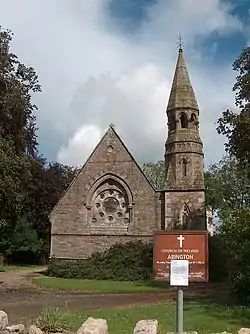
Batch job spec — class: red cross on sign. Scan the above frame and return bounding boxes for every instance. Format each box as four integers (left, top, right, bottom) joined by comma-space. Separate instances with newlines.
153, 230, 208, 282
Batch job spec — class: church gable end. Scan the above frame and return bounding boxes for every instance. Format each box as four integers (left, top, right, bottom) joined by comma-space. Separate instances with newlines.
50, 125, 160, 260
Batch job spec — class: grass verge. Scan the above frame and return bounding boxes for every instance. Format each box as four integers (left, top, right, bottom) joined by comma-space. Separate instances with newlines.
0, 265, 42, 272
35, 277, 168, 293
34, 301, 250, 334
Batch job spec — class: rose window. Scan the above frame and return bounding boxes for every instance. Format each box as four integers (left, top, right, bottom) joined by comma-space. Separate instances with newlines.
92, 186, 129, 225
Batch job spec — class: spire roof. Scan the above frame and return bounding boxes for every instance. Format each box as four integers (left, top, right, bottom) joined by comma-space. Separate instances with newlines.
167, 48, 198, 112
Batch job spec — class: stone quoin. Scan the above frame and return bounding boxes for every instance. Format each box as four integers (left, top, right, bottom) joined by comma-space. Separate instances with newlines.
49, 45, 213, 260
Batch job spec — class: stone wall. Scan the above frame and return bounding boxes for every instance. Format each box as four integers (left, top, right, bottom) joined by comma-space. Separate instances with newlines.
51, 234, 153, 260
1, 310, 249, 334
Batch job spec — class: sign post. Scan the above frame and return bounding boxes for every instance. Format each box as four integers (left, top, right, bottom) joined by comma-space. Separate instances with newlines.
153, 230, 208, 334
176, 287, 183, 334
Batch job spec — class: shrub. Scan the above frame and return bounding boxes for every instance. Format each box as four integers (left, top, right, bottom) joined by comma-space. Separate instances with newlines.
48, 240, 153, 281
36, 307, 73, 333
208, 234, 229, 282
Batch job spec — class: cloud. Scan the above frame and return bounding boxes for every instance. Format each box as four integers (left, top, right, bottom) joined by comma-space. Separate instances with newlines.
0, 0, 245, 167
57, 124, 102, 166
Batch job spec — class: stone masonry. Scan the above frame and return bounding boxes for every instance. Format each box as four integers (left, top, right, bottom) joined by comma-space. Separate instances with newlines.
49, 46, 209, 260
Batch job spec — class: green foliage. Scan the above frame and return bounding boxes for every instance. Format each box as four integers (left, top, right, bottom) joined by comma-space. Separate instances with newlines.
22, 158, 76, 262
48, 241, 153, 281
219, 207, 250, 303
0, 26, 76, 264
217, 47, 250, 173
208, 235, 229, 282
0, 26, 41, 156
142, 160, 165, 190
36, 307, 73, 333
4, 216, 42, 264
205, 156, 250, 217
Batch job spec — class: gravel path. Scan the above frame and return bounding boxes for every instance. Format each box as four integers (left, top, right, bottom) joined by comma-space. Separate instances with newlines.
0, 268, 226, 324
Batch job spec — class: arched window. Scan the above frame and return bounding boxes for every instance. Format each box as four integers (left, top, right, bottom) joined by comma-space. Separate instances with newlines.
180, 203, 190, 229
85, 174, 133, 234
182, 159, 187, 177
190, 113, 197, 130
180, 113, 188, 129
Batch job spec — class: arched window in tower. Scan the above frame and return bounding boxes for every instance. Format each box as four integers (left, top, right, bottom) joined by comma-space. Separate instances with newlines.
182, 158, 188, 177
190, 113, 198, 130
180, 203, 190, 229
180, 112, 188, 129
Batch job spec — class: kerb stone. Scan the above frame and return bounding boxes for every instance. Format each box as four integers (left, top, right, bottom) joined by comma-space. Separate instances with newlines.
0, 311, 8, 331
76, 317, 108, 334
133, 320, 158, 334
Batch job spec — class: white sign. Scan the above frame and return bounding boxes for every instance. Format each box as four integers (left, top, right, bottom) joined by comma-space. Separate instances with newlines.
170, 260, 189, 286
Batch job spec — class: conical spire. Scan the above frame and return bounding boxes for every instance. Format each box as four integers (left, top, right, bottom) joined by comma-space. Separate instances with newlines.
167, 48, 198, 112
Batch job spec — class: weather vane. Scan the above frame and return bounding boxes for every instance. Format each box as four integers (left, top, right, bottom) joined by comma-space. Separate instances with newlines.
177, 32, 184, 51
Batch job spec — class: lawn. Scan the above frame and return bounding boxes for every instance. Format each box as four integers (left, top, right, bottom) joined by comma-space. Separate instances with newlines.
35, 300, 250, 334
35, 276, 168, 293
0, 265, 42, 272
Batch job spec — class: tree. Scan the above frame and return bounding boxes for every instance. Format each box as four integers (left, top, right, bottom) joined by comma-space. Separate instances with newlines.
217, 47, 250, 174
0, 136, 31, 256
0, 26, 76, 264
22, 158, 76, 261
142, 160, 165, 190
205, 156, 250, 218
0, 26, 41, 156
219, 207, 250, 303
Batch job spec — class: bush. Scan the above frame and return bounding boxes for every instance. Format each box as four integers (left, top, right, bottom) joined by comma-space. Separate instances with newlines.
48, 240, 153, 281
208, 234, 229, 282
35, 307, 73, 333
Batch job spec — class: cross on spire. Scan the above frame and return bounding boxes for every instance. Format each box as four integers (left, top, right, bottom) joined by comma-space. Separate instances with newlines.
177, 32, 184, 52
109, 123, 115, 130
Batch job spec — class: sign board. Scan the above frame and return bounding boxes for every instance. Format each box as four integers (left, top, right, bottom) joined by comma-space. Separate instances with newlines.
153, 230, 208, 282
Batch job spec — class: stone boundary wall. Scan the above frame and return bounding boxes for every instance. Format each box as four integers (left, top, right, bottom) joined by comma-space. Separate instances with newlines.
1, 310, 250, 334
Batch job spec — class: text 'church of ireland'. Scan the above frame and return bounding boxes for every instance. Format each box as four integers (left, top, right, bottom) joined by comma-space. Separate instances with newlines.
49, 47, 213, 260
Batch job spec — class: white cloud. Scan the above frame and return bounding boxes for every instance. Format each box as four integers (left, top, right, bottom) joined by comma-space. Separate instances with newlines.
0, 0, 244, 166
57, 124, 102, 166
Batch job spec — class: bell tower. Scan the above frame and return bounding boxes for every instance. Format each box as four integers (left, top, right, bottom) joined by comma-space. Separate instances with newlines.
164, 45, 206, 230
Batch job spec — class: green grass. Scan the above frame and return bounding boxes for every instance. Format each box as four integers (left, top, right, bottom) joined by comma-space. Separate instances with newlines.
35, 276, 168, 293
0, 265, 43, 272
35, 301, 250, 334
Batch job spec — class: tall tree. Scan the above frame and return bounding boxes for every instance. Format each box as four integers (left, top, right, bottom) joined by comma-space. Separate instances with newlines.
23, 159, 76, 261
217, 47, 250, 174
0, 136, 31, 256
205, 156, 250, 217
0, 26, 41, 156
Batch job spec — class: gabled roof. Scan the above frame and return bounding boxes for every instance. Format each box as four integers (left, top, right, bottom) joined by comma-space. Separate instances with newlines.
49, 125, 156, 219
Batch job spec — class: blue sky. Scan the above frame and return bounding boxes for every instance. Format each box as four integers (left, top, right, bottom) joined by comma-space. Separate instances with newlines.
0, 0, 249, 167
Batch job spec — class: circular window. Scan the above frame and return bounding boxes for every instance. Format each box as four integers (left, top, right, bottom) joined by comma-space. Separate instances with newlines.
107, 145, 113, 152
100, 193, 105, 199
99, 212, 104, 217
117, 212, 122, 218
95, 203, 100, 208
103, 197, 119, 213
108, 215, 113, 221
92, 217, 97, 223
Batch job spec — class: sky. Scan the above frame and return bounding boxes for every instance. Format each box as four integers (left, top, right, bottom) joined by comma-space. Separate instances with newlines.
0, 0, 249, 168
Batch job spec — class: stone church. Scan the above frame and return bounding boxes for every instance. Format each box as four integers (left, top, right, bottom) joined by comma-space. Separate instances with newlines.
49, 47, 212, 260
